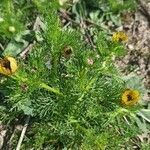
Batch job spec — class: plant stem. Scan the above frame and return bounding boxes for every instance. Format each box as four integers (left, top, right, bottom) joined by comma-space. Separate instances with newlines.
40, 82, 63, 96
12, 75, 63, 96
78, 77, 96, 101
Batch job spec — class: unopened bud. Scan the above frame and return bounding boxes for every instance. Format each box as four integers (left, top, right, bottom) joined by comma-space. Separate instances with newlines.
59, 0, 68, 6
87, 58, 94, 65
8, 26, 16, 33
0, 17, 4, 23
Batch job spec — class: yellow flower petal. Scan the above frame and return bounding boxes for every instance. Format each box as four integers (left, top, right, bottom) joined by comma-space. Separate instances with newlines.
112, 31, 128, 42
0, 56, 18, 76
121, 89, 140, 106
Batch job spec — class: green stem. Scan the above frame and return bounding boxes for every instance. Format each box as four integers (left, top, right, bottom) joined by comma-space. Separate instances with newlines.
39, 82, 63, 96
78, 77, 96, 101
11, 75, 63, 96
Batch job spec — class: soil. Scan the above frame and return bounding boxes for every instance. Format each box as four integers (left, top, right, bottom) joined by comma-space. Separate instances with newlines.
116, 7, 150, 102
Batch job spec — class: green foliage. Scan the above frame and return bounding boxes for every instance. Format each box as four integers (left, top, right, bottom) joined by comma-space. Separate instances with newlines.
0, 0, 146, 149
0, 0, 38, 55
79, 0, 136, 13
0, 0, 23, 38
108, 0, 136, 13
70, 0, 136, 28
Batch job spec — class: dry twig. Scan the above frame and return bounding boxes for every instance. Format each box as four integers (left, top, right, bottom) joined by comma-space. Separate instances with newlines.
20, 16, 43, 59
16, 116, 30, 150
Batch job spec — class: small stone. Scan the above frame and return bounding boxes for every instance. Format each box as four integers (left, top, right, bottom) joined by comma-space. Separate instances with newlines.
15, 125, 23, 131
116, 26, 123, 31
108, 21, 113, 27
128, 44, 134, 50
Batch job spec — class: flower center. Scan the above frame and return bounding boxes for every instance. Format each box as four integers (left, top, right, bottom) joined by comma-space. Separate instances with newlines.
127, 94, 133, 101
1, 59, 11, 70
64, 49, 72, 55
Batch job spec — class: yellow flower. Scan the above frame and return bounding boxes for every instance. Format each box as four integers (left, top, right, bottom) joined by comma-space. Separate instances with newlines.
0, 56, 18, 76
112, 31, 128, 42
121, 89, 140, 106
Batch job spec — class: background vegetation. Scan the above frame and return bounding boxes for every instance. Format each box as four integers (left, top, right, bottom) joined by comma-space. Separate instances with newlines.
0, 0, 149, 149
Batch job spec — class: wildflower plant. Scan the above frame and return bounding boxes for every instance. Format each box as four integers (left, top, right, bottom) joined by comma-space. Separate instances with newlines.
0, 1, 146, 149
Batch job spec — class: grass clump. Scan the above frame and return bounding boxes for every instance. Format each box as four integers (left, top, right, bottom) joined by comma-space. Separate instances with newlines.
0, 1, 145, 149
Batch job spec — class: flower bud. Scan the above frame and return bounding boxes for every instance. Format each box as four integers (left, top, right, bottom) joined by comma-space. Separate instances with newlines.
8, 26, 16, 33
87, 58, 94, 65
0, 17, 4, 23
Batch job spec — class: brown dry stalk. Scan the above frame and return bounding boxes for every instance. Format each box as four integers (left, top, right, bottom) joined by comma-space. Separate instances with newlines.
16, 116, 30, 150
